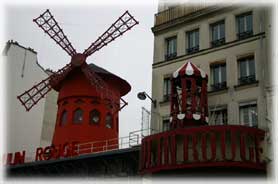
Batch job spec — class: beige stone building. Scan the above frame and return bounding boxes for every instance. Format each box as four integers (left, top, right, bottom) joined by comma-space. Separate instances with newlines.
150, 4, 273, 144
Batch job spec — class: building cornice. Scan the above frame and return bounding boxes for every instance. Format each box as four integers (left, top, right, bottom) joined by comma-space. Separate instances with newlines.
152, 6, 237, 35
152, 32, 265, 69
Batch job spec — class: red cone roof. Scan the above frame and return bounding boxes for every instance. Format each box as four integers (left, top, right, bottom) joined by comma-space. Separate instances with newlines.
173, 61, 208, 79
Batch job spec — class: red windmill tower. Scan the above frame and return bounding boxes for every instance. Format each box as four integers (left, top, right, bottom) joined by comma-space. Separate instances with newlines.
17, 9, 138, 154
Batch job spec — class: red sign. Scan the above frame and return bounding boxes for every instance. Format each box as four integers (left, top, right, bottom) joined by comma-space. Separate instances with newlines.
3, 142, 79, 166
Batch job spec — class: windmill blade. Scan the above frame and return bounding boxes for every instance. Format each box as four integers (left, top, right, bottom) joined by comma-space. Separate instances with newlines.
17, 63, 73, 111
33, 9, 77, 57
81, 64, 120, 105
83, 11, 139, 57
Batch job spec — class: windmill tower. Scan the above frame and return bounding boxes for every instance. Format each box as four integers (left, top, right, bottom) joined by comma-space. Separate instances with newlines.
17, 9, 138, 152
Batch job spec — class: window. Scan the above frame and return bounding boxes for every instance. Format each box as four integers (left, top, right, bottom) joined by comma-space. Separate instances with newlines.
60, 110, 68, 126
237, 12, 253, 39
238, 56, 256, 85
165, 36, 177, 60
105, 113, 113, 128
89, 109, 100, 124
163, 77, 171, 102
239, 101, 258, 127
73, 108, 83, 124
211, 20, 225, 47
210, 63, 226, 90
210, 107, 227, 125
187, 29, 199, 54
162, 118, 170, 131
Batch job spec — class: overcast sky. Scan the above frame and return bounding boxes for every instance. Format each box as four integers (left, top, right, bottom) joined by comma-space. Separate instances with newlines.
4, 3, 157, 137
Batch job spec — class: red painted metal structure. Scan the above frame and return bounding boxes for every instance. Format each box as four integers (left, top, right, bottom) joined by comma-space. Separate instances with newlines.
17, 9, 138, 111
140, 61, 266, 174
140, 125, 266, 174
16, 9, 138, 149
51, 64, 130, 146
170, 61, 208, 128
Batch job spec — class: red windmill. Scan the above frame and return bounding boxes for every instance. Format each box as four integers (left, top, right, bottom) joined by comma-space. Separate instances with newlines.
17, 9, 138, 153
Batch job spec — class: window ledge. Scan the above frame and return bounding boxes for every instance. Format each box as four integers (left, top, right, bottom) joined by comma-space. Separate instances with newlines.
234, 80, 259, 91
208, 87, 228, 95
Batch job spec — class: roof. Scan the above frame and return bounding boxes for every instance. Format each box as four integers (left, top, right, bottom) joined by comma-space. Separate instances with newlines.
2, 40, 48, 76
2, 40, 37, 56
172, 61, 208, 79
88, 63, 131, 96
52, 63, 131, 97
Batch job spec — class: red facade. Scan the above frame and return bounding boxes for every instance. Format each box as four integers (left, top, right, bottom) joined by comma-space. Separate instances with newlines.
51, 64, 131, 150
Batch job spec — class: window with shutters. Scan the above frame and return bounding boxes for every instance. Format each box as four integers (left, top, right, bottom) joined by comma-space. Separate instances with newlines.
165, 36, 177, 60
239, 101, 258, 127
237, 12, 253, 39
211, 20, 225, 47
238, 55, 256, 85
186, 29, 199, 54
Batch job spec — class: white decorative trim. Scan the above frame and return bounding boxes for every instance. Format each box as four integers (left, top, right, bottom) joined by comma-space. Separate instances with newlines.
193, 114, 201, 120
185, 62, 194, 75
169, 116, 173, 122
173, 63, 186, 78
200, 68, 206, 78
173, 71, 179, 78
205, 116, 209, 122
177, 113, 185, 120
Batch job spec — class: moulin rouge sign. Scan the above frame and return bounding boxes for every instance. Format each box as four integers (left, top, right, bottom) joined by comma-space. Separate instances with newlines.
3, 142, 79, 166
140, 125, 266, 173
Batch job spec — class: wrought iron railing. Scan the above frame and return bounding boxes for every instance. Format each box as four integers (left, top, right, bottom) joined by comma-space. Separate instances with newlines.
18, 128, 157, 164
238, 75, 256, 85
165, 52, 177, 61
211, 38, 225, 47
210, 81, 227, 91
187, 45, 199, 54
154, 5, 209, 26
237, 30, 253, 40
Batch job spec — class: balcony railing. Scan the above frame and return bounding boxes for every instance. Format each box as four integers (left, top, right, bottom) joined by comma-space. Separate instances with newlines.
237, 30, 253, 40
154, 5, 209, 26
210, 81, 227, 91
165, 52, 177, 61
211, 38, 225, 47
140, 125, 266, 174
187, 45, 199, 54
238, 75, 256, 85
3, 128, 156, 165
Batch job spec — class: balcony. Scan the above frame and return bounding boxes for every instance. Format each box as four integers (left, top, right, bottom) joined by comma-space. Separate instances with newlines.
210, 81, 227, 91
211, 38, 225, 47
187, 46, 199, 54
154, 5, 209, 26
165, 52, 177, 61
140, 125, 266, 174
238, 75, 256, 85
237, 30, 253, 40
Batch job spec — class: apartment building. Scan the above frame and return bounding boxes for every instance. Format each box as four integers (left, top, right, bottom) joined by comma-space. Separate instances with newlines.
151, 5, 273, 135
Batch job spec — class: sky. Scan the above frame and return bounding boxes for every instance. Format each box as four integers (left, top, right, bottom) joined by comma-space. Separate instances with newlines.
3, 2, 157, 138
